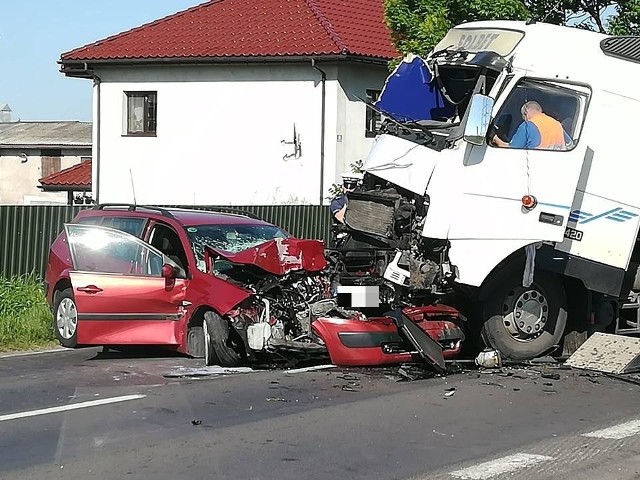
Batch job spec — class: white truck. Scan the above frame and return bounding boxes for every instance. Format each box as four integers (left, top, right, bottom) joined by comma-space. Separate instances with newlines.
343, 20, 640, 360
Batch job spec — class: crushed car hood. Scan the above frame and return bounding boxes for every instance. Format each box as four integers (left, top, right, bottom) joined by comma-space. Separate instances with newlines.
208, 237, 327, 276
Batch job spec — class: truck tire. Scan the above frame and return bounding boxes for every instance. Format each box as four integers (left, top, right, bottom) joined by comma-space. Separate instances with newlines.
53, 288, 78, 348
479, 267, 567, 361
203, 311, 245, 367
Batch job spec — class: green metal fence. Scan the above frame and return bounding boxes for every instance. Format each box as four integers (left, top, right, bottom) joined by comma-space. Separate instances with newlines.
0, 205, 332, 279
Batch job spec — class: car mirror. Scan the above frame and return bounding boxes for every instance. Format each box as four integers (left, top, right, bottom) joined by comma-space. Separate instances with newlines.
161, 263, 176, 279
463, 94, 495, 146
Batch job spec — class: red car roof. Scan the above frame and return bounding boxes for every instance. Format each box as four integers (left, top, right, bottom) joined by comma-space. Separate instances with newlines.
167, 208, 274, 227
77, 206, 277, 228
60, 0, 398, 62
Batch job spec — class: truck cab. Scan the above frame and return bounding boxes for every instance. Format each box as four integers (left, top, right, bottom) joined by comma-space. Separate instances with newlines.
341, 20, 640, 360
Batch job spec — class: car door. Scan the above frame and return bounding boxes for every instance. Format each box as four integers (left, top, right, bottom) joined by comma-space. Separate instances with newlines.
64, 223, 189, 345
434, 77, 592, 242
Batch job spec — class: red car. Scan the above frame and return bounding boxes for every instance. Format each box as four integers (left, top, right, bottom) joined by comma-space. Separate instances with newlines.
45, 204, 464, 368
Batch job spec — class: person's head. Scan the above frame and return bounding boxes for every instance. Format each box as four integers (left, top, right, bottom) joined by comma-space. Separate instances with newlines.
341, 173, 362, 193
521, 101, 543, 120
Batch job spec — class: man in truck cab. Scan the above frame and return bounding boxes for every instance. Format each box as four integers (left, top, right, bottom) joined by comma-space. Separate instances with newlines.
492, 101, 572, 150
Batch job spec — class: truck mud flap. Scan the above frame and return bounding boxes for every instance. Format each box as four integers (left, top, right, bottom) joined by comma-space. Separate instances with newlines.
385, 309, 446, 373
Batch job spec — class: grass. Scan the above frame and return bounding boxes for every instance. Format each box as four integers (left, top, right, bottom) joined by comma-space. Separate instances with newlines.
0, 274, 56, 352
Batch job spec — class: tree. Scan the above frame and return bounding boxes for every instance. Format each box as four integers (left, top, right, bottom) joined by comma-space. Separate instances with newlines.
609, 0, 640, 35
384, 0, 529, 58
384, 0, 640, 59
525, 1, 613, 33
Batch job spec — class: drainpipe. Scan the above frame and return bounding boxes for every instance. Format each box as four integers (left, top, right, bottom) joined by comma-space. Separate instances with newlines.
90, 63, 102, 205
311, 59, 326, 206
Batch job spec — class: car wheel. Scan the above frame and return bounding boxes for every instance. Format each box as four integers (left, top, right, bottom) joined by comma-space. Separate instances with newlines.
203, 311, 245, 367
53, 288, 78, 348
187, 326, 205, 358
480, 267, 567, 361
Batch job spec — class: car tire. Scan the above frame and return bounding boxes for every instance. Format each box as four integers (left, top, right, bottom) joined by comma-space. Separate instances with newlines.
203, 311, 245, 367
53, 288, 78, 348
479, 266, 567, 361
187, 326, 205, 358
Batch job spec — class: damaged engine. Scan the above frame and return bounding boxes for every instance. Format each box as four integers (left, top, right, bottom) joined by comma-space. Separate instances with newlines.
212, 252, 333, 361
329, 173, 455, 306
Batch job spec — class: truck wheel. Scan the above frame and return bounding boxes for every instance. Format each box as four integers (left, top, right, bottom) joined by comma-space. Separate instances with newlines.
480, 267, 567, 361
53, 288, 78, 348
203, 311, 245, 367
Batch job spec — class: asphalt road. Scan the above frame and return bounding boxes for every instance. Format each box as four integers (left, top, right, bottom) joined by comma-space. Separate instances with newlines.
2, 347, 640, 480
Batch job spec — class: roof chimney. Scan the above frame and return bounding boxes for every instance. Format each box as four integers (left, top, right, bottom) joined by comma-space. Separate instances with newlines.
0, 104, 12, 122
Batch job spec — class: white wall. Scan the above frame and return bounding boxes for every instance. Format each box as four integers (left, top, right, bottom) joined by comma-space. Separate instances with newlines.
92, 61, 389, 206
334, 63, 390, 184
0, 152, 85, 205
94, 64, 333, 206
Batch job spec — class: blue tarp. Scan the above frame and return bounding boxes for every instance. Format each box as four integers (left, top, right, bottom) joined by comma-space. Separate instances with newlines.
374, 55, 454, 123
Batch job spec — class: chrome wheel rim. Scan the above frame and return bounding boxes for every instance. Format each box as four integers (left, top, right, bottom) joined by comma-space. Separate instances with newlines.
203, 320, 211, 365
502, 288, 549, 342
56, 298, 78, 340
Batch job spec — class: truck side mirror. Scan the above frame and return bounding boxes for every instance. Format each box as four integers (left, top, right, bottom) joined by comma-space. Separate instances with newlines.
463, 94, 495, 146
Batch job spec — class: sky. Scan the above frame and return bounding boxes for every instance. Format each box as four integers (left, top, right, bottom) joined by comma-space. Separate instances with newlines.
0, 1, 201, 122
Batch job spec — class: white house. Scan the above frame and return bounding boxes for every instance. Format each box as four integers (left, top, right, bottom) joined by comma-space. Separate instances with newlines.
58, 0, 398, 206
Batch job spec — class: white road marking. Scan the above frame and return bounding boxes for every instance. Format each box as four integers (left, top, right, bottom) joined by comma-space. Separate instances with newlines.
582, 419, 640, 439
0, 347, 71, 359
449, 453, 553, 479
0, 394, 146, 422
285, 364, 336, 374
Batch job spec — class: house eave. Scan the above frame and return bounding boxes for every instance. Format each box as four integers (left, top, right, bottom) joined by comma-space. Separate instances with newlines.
38, 185, 92, 192
0, 144, 92, 150
59, 53, 392, 78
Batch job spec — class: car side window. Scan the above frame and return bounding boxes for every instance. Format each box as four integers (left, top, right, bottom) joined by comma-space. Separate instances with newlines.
148, 222, 189, 274
100, 217, 146, 237
75, 216, 102, 226
490, 78, 590, 151
65, 224, 164, 277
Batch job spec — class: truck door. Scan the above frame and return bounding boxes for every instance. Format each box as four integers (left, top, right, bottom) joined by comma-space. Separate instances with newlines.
444, 77, 591, 242
64, 223, 188, 345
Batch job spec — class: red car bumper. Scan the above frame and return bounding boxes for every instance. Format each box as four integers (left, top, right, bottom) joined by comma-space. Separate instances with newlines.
311, 305, 465, 367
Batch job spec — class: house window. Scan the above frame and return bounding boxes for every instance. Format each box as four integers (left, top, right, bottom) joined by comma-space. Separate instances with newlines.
125, 91, 157, 135
41, 156, 61, 178
365, 89, 382, 138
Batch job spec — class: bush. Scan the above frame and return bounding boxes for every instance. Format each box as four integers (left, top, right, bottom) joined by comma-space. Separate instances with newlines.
0, 274, 55, 352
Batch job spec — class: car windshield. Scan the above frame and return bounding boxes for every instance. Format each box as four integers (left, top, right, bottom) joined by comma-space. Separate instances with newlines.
185, 224, 288, 259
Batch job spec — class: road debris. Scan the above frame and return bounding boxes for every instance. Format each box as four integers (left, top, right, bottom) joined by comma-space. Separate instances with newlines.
341, 384, 362, 392
566, 332, 640, 374
163, 366, 254, 378
482, 381, 506, 389
397, 364, 436, 382
475, 349, 502, 369
266, 397, 291, 402
191, 419, 202, 426
541, 373, 561, 380
444, 386, 456, 398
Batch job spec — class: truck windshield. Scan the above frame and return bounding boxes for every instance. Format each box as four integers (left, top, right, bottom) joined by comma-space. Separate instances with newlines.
185, 224, 288, 260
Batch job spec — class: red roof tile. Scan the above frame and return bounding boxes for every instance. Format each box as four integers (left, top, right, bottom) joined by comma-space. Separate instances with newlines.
61, 0, 398, 62
39, 161, 92, 189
